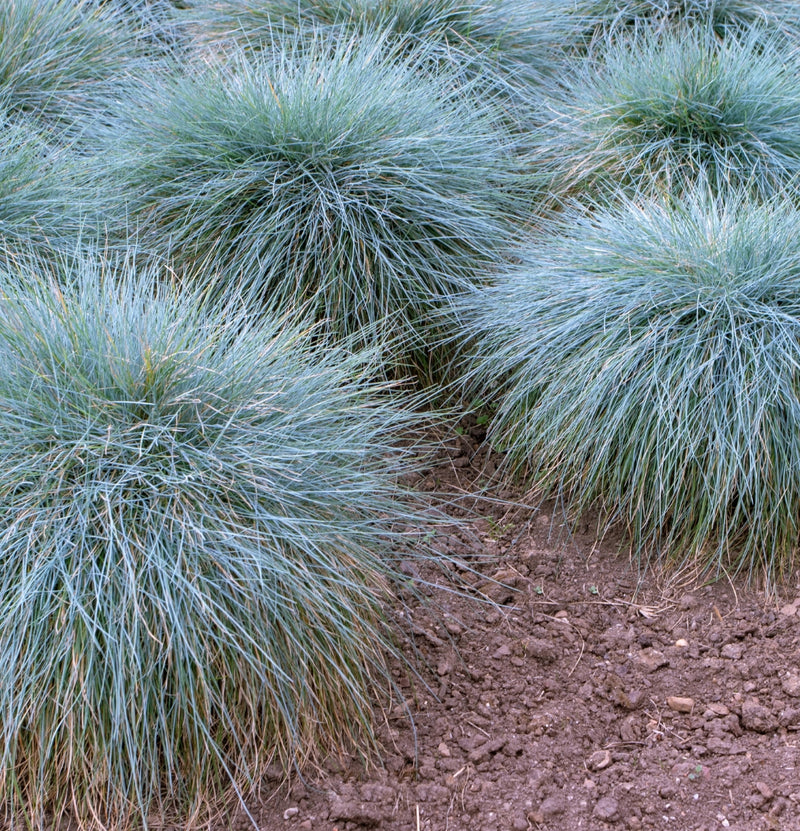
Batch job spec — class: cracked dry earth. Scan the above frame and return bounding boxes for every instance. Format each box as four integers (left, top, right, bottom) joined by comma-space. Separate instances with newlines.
247, 424, 800, 831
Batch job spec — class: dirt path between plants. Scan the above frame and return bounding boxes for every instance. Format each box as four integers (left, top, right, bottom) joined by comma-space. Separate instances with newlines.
249, 425, 800, 831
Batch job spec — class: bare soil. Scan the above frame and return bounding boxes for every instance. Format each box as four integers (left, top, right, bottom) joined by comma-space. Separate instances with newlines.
250, 423, 800, 831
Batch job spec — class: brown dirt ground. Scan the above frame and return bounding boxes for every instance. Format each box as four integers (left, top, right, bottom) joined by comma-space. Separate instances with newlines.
247, 423, 800, 831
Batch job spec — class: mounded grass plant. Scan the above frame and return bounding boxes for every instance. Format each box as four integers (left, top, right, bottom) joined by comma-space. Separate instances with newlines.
97, 34, 522, 365
186, 0, 546, 47
533, 25, 800, 202
0, 255, 443, 828
93, 0, 189, 53
459, 191, 800, 584
568, 0, 800, 43
183, 0, 569, 90
0, 116, 89, 266
0, 0, 142, 135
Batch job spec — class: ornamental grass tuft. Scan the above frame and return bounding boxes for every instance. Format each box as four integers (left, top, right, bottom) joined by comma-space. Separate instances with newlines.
93, 0, 189, 54
183, 0, 569, 89
0, 116, 88, 266
533, 25, 800, 202
0, 254, 441, 829
459, 191, 800, 585
568, 0, 800, 43
97, 34, 521, 364
0, 0, 142, 135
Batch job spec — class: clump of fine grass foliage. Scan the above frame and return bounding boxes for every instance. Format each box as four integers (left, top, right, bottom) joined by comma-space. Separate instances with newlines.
0, 115, 89, 265
459, 191, 800, 585
533, 25, 800, 202
96, 33, 521, 366
568, 0, 800, 44
92, 0, 189, 53
182, 0, 569, 90
0, 254, 446, 829
0, 0, 143, 136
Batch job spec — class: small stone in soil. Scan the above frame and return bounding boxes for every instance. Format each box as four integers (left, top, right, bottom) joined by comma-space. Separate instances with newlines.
781, 673, 800, 698
637, 648, 669, 672
532, 794, 567, 821
741, 698, 777, 733
704, 702, 730, 718
437, 655, 454, 676
443, 616, 464, 636
492, 643, 511, 659
619, 715, 641, 742
756, 782, 774, 799
588, 749, 613, 771
721, 643, 743, 660
521, 637, 558, 662
593, 796, 621, 822
667, 696, 695, 713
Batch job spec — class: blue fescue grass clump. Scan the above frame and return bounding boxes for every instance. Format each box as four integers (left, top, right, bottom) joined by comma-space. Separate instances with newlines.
533, 25, 800, 202
93, 0, 188, 53
459, 191, 800, 585
568, 0, 800, 43
0, 116, 89, 265
183, 0, 569, 90
0, 0, 143, 136
0, 254, 444, 829
96, 34, 521, 364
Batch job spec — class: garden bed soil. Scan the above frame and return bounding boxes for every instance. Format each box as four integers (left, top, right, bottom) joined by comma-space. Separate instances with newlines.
248, 426, 800, 831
